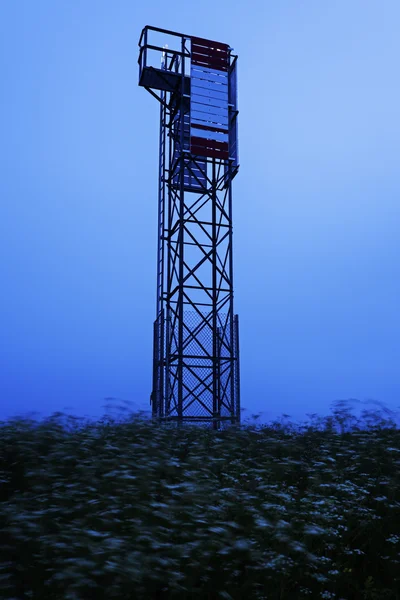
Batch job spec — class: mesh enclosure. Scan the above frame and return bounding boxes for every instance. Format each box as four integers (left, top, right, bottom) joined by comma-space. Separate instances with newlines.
152, 310, 239, 425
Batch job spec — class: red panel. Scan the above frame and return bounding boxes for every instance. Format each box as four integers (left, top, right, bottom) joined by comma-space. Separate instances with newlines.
191, 136, 228, 151
191, 50, 228, 63
191, 136, 229, 160
191, 47, 228, 60
192, 146, 229, 160
191, 52, 228, 71
191, 36, 229, 52
191, 35, 229, 71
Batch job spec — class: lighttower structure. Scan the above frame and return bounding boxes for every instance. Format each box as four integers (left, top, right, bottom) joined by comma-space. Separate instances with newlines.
138, 26, 240, 428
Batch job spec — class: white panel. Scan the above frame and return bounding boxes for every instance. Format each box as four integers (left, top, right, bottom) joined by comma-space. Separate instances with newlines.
192, 118, 229, 130
191, 113, 228, 126
192, 86, 228, 100
191, 75, 228, 90
192, 95, 228, 111
192, 102, 227, 117
190, 62, 230, 153
192, 115, 229, 128
191, 116, 228, 128
192, 117, 228, 129
191, 85, 228, 101
191, 127, 229, 142
191, 66, 229, 82
192, 80, 228, 94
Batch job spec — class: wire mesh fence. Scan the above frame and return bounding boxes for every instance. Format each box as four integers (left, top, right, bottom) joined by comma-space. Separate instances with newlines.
152, 309, 239, 426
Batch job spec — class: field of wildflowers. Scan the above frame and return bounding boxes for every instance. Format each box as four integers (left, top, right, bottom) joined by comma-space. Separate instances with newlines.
0, 399, 399, 599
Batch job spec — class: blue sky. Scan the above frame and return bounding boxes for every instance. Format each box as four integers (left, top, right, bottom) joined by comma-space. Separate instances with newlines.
1, 0, 400, 427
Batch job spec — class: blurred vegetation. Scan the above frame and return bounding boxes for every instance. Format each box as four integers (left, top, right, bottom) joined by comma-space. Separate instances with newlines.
0, 399, 399, 599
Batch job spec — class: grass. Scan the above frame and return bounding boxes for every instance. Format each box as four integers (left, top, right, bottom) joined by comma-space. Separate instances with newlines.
0, 399, 399, 599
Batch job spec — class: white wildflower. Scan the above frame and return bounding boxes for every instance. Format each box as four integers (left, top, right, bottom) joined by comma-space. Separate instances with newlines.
233, 539, 251, 550
208, 526, 227, 535
304, 524, 326, 535
85, 529, 106, 538
387, 535, 400, 544
276, 519, 290, 529
255, 517, 272, 528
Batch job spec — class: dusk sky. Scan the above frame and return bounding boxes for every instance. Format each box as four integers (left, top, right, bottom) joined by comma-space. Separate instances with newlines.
1, 1, 400, 428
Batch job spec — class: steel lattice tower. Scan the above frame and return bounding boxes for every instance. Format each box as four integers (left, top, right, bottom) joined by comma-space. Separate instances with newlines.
138, 26, 240, 428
